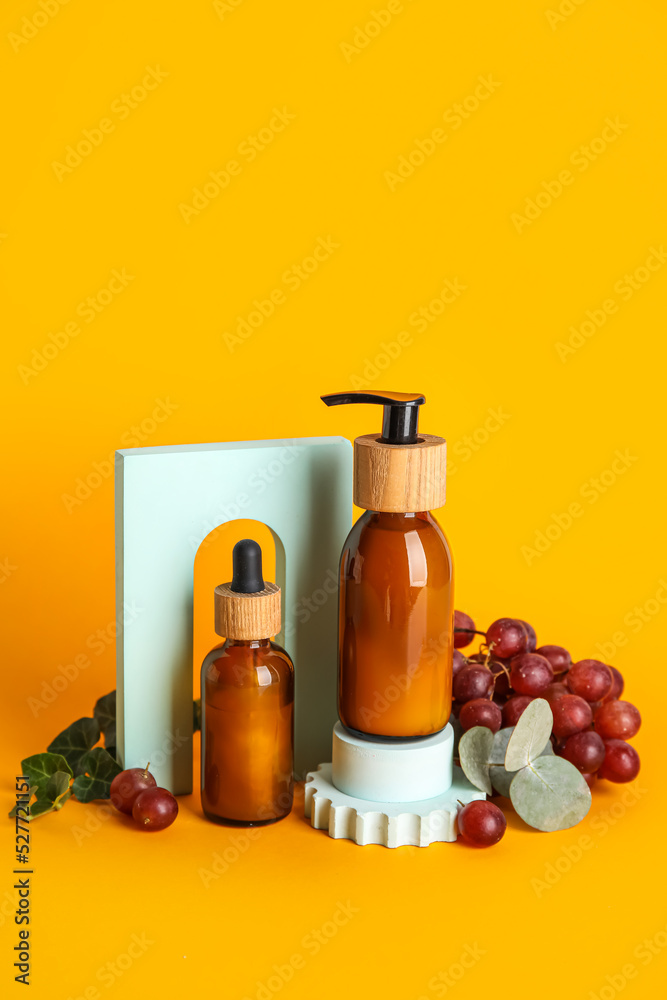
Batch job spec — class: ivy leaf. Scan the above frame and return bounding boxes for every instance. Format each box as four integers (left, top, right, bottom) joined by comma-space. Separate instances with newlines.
193, 698, 202, 733
21, 753, 73, 797
30, 797, 59, 818
47, 717, 101, 775
94, 691, 116, 748
458, 726, 494, 795
8, 787, 38, 819
45, 771, 72, 802
490, 727, 553, 797
72, 747, 122, 803
505, 699, 553, 771
509, 755, 592, 832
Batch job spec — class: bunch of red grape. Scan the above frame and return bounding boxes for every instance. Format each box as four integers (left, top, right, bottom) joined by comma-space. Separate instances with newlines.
453, 611, 642, 847
110, 764, 179, 831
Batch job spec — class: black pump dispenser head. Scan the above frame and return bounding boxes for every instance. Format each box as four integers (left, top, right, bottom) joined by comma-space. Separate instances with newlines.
230, 539, 265, 594
321, 390, 425, 445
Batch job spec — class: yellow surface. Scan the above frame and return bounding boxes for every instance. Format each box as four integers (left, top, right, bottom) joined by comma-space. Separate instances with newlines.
1, 1, 666, 997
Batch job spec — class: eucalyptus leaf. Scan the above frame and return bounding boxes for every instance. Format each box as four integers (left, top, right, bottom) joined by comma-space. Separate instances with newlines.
72, 747, 122, 803
47, 717, 100, 775
509, 754, 592, 832
458, 726, 494, 795
21, 753, 73, 796
45, 770, 72, 802
490, 727, 553, 797
94, 691, 116, 748
505, 698, 553, 771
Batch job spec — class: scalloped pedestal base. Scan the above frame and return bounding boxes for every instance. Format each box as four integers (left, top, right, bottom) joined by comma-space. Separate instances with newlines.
304, 763, 485, 848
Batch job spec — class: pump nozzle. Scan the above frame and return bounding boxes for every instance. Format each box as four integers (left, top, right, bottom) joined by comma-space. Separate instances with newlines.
321, 390, 425, 445
230, 539, 265, 594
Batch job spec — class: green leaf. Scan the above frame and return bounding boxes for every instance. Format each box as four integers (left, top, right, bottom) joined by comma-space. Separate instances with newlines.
47, 717, 101, 775
72, 747, 122, 803
490, 727, 553, 797
30, 798, 58, 818
45, 771, 71, 802
505, 698, 553, 771
193, 698, 202, 733
458, 726, 494, 795
21, 753, 73, 796
94, 691, 116, 748
509, 755, 592, 832
8, 787, 38, 819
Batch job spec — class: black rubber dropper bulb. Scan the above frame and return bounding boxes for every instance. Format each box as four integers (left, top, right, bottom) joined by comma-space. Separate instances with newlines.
230, 539, 265, 594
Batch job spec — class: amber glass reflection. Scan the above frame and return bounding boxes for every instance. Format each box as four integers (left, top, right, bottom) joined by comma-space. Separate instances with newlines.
201, 638, 294, 825
338, 510, 453, 740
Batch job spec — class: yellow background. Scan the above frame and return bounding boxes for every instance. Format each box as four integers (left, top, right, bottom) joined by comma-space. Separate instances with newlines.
1, 0, 666, 997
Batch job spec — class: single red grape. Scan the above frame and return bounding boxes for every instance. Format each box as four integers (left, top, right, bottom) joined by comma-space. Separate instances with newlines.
544, 682, 569, 704
598, 739, 640, 783
583, 772, 597, 790
451, 700, 463, 718
509, 653, 554, 696
601, 666, 625, 703
558, 731, 605, 773
110, 764, 157, 815
459, 698, 502, 733
452, 649, 467, 677
594, 700, 641, 741
536, 644, 572, 675
132, 787, 179, 830
517, 620, 537, 653
454, 610, 476, 648
453, 665, 494, 703
551, 694, 593, 739
567, 659, 613, 702
502, 695, 533, 727
458, 800, 506, 847
486, 618, 528, 659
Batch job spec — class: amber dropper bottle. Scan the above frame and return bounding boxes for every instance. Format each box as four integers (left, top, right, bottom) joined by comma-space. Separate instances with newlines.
321, 390, 453, 742
200, 539, 294, 825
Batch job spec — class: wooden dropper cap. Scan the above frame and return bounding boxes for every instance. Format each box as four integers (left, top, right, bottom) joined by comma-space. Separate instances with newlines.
321, 390, 447, 512
214, 539, 281, 640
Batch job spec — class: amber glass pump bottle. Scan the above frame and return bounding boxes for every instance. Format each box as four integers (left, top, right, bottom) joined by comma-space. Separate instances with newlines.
200, 539, 294, 825
321, 391, 453, 742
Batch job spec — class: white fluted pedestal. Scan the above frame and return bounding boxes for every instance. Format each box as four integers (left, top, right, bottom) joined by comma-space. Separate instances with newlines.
304, 722, 484, 848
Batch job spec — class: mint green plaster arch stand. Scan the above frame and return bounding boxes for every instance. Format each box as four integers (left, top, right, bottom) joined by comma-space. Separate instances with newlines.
115, 436, 352, 794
